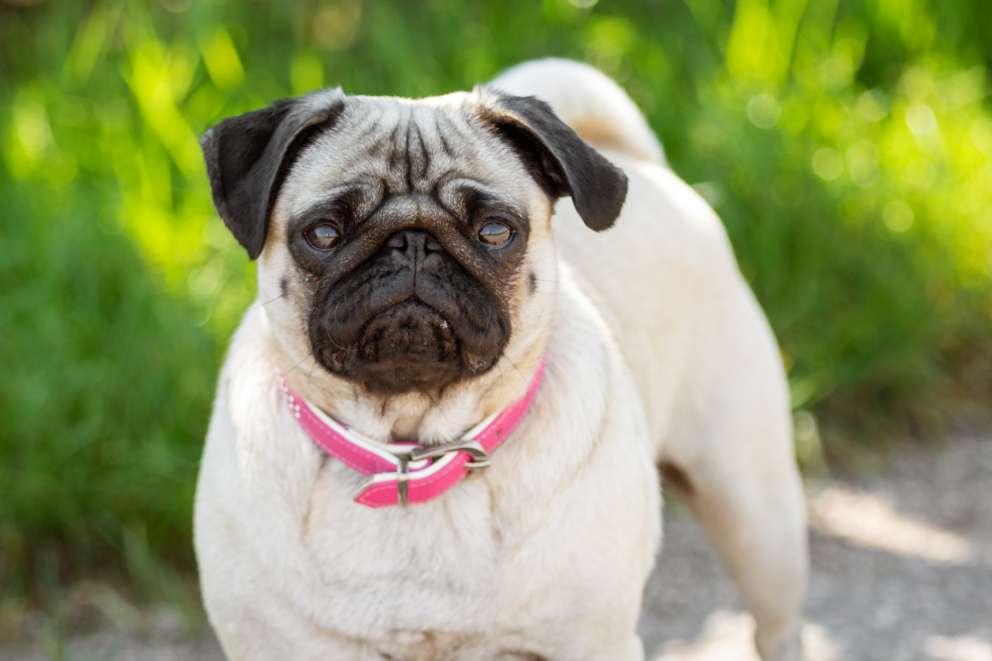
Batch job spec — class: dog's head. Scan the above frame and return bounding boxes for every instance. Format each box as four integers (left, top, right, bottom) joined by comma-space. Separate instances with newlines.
201, 87, 626, 395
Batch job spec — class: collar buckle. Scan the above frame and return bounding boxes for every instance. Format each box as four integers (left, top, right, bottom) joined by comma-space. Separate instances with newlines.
410, 439, 491, 469
388, 440, 490, 507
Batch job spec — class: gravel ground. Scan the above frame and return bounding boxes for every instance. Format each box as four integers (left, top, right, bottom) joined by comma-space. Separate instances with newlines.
6, 436, 990, 660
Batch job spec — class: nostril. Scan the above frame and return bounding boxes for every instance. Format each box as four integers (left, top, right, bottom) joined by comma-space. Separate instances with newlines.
385, 233, 407, 250
383, 230, 443, 255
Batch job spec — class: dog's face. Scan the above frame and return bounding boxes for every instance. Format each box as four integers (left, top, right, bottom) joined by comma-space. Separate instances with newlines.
201, 87, 626, 395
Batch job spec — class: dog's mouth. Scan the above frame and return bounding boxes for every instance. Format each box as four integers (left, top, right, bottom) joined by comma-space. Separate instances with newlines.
313, 299, 471, 394
354, 301, 462, 392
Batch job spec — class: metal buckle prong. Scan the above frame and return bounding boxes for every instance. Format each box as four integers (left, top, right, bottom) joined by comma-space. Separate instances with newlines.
410, 439, 490, 469
396, 454, 410, 507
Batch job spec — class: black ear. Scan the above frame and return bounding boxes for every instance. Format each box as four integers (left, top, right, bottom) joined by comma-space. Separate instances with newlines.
477, 88, 627, 231
200, 88, 345, 259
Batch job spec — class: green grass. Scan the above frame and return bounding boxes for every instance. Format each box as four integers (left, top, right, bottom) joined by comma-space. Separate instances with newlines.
2, 0, 990, 606
0, 187, 217, 597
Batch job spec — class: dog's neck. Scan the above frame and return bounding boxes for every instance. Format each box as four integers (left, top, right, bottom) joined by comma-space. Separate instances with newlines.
263, 309, 547, 446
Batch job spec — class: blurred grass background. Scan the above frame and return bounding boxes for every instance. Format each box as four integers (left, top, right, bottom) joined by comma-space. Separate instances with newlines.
1, 0, 990, 638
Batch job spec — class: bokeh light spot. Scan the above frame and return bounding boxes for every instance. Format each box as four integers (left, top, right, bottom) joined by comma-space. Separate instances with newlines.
747, 93, 781, 129
812, 147, 844, 181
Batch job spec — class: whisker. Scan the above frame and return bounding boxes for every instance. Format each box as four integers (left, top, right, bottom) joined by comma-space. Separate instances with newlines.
260, 292, 286, 307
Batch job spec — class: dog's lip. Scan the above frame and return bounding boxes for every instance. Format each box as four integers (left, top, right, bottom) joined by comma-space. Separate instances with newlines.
359, 296, 452, 334
358, 299, 459, 357
344, 299, 464, 393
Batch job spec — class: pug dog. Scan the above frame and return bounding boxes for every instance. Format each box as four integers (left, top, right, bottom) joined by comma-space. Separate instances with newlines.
194, 58, 808, 660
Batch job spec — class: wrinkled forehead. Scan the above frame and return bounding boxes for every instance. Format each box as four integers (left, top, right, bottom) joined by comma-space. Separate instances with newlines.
276, 92, 540, 220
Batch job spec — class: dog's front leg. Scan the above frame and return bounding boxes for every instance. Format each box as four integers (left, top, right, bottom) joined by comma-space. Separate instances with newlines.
546, 632, 644, 661
208, 607, 384, 661
590, 635, 646, 661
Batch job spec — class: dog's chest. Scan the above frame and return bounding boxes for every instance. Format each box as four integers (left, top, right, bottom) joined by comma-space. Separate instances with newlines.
283, 469, 526, 640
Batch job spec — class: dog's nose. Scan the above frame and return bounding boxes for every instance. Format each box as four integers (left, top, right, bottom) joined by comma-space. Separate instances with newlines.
384, 230, 443, 256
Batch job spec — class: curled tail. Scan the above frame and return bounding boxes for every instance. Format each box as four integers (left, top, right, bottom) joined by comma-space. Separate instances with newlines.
489, 58, 665, 166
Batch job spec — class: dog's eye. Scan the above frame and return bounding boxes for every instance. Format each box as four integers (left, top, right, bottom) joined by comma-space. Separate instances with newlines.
304, 223, 340, 250
477, 222, 513, 247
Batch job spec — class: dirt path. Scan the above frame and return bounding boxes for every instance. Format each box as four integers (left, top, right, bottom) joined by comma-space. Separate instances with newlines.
7, 437, 990, 660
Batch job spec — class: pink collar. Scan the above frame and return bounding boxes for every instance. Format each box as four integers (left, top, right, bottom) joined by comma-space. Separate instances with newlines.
281, 360, 545, 509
